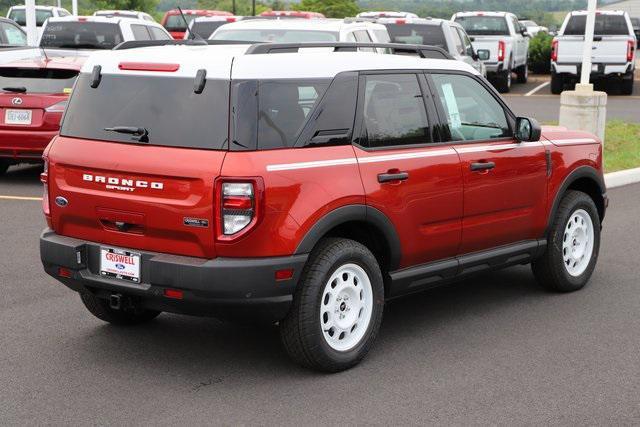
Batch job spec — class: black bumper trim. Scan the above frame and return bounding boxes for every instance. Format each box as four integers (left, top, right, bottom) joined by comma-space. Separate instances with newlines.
40, 229, 308, 321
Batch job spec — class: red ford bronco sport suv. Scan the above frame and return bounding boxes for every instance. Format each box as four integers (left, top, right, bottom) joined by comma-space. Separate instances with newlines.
39, 41, 607, 372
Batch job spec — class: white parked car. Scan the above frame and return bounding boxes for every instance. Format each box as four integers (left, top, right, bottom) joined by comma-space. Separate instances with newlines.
551, 10, 636, 95
184, 16, 242, 40
38, 16, 171, 51
6, 5, 71, 36
210, 18, 392, 53
356, 11, 419, 19
452, 11, 530, 93
377, 16, 487, 77
519, 20, 548, 37
93, 10, 156, 22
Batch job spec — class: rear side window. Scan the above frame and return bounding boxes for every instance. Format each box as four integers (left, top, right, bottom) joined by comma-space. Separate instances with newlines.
60, 75, 229, 150
0, 67, 78, 93
149, 26, 170, 40
384, 24, 447, 49
192, 21, 228, 39
40, 22, 123, 49
361, 74, 431, 148
231, 79, 330, 150
131, 24, 151, 40
454, 16, 510, 36
1, 22, 27, 46
8, 9, 53, 26
564, 14, 630, 36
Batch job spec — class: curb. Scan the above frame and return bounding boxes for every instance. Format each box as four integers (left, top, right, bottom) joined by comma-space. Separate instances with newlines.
605, 167, 640, 189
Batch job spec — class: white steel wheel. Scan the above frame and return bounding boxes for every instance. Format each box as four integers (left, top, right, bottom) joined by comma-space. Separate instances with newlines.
320, 263, 373, 352
562, 209, 594, 277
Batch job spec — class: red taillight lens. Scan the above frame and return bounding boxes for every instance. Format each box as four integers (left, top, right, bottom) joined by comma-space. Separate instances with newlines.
58, 267, 72, 278
216, 179, 264, 240
118, 62, 180, 72
41, 156, 50, 216
226, 17, 236, 22
164, 288, 184, 299
497, 40, 506, 62
627, 39, 635, 62
396, 19, 406, 25
551, 39, 558, 62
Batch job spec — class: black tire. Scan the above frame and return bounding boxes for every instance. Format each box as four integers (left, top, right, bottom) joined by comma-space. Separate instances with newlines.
621, 75, 634, 96
280, 238, 384, 372
80, 292, 161, 325
550, 72, 563, 94
532, 190, 601, 293
494, 68, 512, 93
0, 159, 10, 176
516, 63, 528, 83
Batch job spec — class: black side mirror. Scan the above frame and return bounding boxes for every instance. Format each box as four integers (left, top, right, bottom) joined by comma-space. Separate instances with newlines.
515, 117, 541, 142
476, 49, 490, 61
520, 29, 530, 37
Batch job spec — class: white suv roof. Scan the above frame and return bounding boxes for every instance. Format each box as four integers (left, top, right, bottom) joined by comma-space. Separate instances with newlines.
356, 11, 419, 19
569, 10, 627, 16
210, 18, 387, 33
81, 43, 477, 80
452, 11, 512, 18
8, 5, 67, 12
93, 10, 155, 21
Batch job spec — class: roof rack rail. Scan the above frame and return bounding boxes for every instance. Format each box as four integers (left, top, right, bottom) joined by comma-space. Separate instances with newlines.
244, 42, 453, 60
113, 39, 260, 50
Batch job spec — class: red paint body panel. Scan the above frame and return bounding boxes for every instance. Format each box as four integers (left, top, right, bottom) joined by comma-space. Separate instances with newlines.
354, 145, 463, 267
454, 138, 548, 253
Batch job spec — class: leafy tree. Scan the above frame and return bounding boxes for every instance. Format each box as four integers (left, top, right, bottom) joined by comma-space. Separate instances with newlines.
528, 31, 553, 73
294, 0, 359, 18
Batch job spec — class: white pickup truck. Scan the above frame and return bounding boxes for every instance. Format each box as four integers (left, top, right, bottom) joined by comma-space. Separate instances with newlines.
551, 10, 636, 95
452, 11, 529, 93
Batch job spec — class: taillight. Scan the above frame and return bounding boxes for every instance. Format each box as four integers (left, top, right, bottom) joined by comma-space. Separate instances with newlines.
41, 156, 50, 216
44, 100, 67, 113
226, 17, 236, 22
216, 179, 263, 240
627, 39, 635, 62
497, 40, 506, 62
396, 19, 406, 25
551, 39, 558, 62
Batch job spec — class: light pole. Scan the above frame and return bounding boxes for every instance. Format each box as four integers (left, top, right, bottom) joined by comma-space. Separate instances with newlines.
579, 0, 597, 87
25, 0, 37, 46
72, 0, 78, 16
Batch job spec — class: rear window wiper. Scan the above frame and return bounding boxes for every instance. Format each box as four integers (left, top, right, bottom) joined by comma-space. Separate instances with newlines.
104, 126, 149, 143
2, 86, 27, 93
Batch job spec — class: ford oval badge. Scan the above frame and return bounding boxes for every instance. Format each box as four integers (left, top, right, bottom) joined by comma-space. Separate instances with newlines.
55, 196, 69, 207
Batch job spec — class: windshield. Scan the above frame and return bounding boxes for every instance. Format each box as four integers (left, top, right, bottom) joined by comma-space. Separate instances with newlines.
454, 16, 510, 36
564, 14, 630, 36
61, 74, 229, 150
384, 24, 447, 49
212, 29, 338, 42
192, 21, 228, 39
8, 9, 53, 27
40, 22, 123, 49
0, 67, 78, 94
164, 14, 197, 31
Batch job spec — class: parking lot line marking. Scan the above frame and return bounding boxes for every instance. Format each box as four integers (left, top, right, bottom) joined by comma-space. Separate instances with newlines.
0, 195, 42, 201
525, 81, 550, 96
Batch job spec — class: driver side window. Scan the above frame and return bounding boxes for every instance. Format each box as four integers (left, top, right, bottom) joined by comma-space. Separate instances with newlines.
431, 73, 510, 142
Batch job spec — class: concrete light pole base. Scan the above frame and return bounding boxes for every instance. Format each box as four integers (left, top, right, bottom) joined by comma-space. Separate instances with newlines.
559, 84, 607, 142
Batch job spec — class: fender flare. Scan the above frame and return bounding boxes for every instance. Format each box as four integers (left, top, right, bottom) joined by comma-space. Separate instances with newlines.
546, 165, 606, 235
294, 204, 402, 271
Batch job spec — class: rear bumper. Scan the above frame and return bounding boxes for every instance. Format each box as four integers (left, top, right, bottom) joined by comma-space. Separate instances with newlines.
40, 229, 308, 322
484, 62, 504, 74
0, 129, 57, 160
552, 62, 634, 78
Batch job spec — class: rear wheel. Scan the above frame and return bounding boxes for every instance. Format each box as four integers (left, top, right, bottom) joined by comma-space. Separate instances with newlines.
280, 238, 384, 372
550, 72, 564, 94
532, 191, 600, 292
80, 292, 161, 325
516, 63, 528, 83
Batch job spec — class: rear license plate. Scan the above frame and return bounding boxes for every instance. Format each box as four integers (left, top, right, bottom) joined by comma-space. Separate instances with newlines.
5, 109, 32, 125
100, 248, 141, 283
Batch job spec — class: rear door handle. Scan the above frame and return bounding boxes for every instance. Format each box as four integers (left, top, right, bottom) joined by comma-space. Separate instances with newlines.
377, 171, 409, 183
470, 161, 496, 172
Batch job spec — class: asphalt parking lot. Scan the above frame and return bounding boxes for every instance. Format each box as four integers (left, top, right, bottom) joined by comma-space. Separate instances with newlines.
1, 165, 640, 424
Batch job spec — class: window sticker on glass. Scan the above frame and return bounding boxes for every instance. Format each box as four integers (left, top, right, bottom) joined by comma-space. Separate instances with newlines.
441, 83, 461, 129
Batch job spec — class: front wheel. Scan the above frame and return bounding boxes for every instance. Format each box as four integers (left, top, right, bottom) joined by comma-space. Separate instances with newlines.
280, 238, 384, 372
532, 190, 601, 292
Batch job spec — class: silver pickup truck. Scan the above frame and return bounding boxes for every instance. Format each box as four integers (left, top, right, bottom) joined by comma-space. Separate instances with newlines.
551, 10, 636, 95
452, 11, 529, 93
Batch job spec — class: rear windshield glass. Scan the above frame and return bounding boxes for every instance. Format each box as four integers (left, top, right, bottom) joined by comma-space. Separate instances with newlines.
564, 15, 630, 36
384, 24, 447, 48
40, 22, 123, 49
454, 16, 510, 36
212, 29, 338, 42
192, 21, 228, 39
232, 79, 330, 150
8, 9, 53, 26
0, 67, 78, 93
60, 74, 229, 150
164, 14, 197, 31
